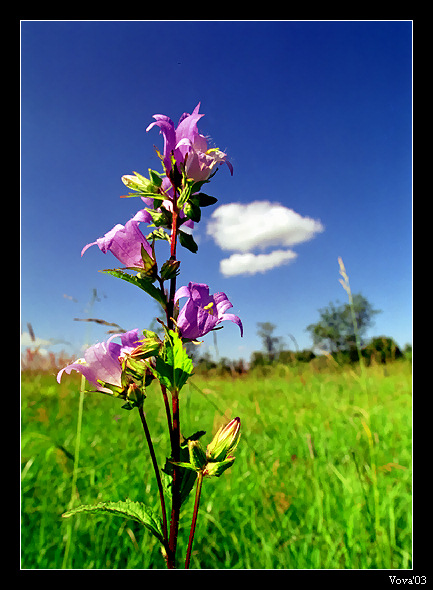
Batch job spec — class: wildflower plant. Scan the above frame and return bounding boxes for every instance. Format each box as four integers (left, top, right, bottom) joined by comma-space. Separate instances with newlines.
58, 103, 242, 569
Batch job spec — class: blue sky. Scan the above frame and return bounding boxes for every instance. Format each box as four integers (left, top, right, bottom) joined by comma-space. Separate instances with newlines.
21, 20, 412, 362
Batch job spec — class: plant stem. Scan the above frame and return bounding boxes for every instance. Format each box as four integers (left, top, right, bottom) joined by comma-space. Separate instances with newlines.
167, 391, 181, 568
62, 374, 86, 568
166, 188, 179, 332
160, 382, 174, 445
185, 471, 204, 569
138, 405, 168, 548
164, 179, 183, 569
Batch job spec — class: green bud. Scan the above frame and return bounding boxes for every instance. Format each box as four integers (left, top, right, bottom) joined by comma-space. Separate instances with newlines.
121, 172, 160, 196
204, 457, 236, 478
188, 440, 208, 471
206, 417, 241, 463
160, 259, 181, 281
134, 244, 157, 281
129, 331, 162, 361
125, 382, 145, 407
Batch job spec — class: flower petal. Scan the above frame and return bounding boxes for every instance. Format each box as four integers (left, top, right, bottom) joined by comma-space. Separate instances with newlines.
220, 313, 244, 337
174, 285, 192, 302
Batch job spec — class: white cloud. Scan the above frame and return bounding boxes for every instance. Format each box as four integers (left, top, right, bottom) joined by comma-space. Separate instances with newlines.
220, 250, 298, 277
206, 201, 324, 252
21, 332, 51, 348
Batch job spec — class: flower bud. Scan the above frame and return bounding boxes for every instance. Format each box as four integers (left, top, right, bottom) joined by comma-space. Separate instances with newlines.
206, 417, 241, 463
160, 259, 181, 281
121, 173, 150, 191
204, 457, 235, 478
188, 439, 208, 471
121, 171, 160, 195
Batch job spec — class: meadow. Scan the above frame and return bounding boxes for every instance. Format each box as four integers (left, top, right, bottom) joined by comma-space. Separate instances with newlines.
21, 358, 412, 570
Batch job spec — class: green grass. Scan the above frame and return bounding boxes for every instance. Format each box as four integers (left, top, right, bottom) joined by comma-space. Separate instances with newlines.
21, 360, 412, 569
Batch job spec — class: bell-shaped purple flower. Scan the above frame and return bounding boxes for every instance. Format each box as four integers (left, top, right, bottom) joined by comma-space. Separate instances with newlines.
57, 330, 143, 393
81, 210, 153, 268
146, 103, 233, 182
175, 282, 243, 341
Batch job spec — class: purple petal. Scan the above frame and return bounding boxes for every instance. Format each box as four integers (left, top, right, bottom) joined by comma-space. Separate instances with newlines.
220, 313, 244, 337
175, 282, 242, 340
81, 240, 98, 257
174, 285, 192, 302
120, 328, 142, 350
57, 342, 121, 391
81, 216, 153, 268
146, 115, 177, 170
131, 209, 153, 224
212, 291, 233, 316
57, 329, 144, 391
84, 342, 123, 386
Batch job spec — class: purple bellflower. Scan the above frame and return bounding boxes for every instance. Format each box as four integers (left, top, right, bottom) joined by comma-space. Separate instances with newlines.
146, 103, 233, 182
81, 210, 154, 268
175, 282, 243, 341
57, 329, 143, 394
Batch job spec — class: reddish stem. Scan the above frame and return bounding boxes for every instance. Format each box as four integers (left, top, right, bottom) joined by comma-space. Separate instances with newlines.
185, 472, 203, 569
167, 391, 181, 568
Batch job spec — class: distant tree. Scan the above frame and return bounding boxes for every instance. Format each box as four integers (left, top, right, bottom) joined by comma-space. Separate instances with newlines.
257, 322, 283, 361
295, 349, 316, 363
306, 294, 381, 354
216, 357, 233, 376
274, 349, 316, 365
195, 352, 217, 372
403, 343, 412, 361
363, 336, 403, 365
250, 351, 267, 368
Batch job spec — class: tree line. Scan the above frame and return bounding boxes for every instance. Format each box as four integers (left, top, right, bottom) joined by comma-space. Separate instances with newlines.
192, 293, 411, 375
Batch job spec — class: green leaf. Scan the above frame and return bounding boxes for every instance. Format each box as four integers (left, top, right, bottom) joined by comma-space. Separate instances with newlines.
177, 185, 192, 209
183, 201, 201, 223
167, 461, 197, 472
148, 168, 163, 187
62, 499, 165, 545
194, 193, 218, 207
101, 269, 167, 309
162, 456, 197, 507
179, 230, 198, 254
146, 227, 170, 242
154, 330, 194, 393
146, 207, 172, 228
190, 179, 209, 193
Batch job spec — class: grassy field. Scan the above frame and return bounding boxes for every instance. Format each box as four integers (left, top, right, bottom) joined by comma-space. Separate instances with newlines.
21, 359, 412, 569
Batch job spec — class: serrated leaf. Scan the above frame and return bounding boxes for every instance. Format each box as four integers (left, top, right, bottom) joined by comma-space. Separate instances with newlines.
154, 330, 194, 393
179, 231, 198, 254
101, 269, 167, 309
62, 499, 165, 544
